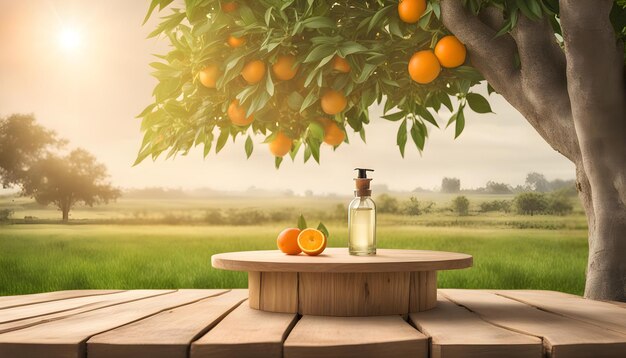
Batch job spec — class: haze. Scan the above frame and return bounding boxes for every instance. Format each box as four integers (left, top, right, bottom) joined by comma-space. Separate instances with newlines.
0, 0, 574, 195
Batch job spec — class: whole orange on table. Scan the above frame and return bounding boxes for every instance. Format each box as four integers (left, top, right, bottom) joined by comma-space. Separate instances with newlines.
276, 228, 302, 255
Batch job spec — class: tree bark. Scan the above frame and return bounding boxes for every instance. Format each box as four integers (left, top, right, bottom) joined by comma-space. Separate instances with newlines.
62, 208, 69, 222
441, 0, 626, 301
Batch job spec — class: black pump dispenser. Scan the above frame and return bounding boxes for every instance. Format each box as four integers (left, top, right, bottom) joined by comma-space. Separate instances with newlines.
355, 168, 374, 179
354, 168, 374, 197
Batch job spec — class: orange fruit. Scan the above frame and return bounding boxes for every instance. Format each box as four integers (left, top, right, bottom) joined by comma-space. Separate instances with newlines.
331, 56, 351, 73
227, 99, 254, 126
434, 35, 466, 68
277, 228, 302, 255
269, 132, 293, 157
221, 2, 238, 13
272, 55, 299, 81
322, 120, 345, 146
241, 60, 266, 84
198, 64, 219, 88
398, 0, 426, 23
227, 35, 246, 48
297, 228, 327, 256
321, 90, 347, 115
408, 50, 441, 84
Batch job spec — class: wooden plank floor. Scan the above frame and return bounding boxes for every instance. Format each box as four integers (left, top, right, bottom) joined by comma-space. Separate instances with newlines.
0, 289, 624, 358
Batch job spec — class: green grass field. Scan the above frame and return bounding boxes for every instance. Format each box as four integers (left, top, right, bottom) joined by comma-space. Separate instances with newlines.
0, 221, 588, 296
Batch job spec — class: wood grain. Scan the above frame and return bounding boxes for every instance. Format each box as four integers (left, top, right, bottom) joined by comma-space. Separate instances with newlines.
410, 294, 542, 358
441, 289, 626, 357
495, 290, 626, 335
0, 290, 121, 310
191, 302, 298, 358
88, 289, 244, 358
409, 271, 437, 312
298, 272, 410, 316
259, 272, 298, 313
0, 290, 223, 358
212, 248, 472, 273
284, 315, 428, 358
248, 271, 261, 309
0, 290, 175, 334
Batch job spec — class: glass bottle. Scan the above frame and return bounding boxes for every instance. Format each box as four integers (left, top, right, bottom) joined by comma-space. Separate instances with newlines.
348, 168, 376, 255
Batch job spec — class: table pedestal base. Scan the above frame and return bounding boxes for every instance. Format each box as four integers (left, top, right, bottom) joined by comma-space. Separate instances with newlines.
248, 271, 437, 316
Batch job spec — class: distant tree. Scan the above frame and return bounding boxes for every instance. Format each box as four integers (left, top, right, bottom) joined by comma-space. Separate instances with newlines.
547, 192, 574, 216
0, 114, 62, 187
377, 194, 399, 214
485, 181, 512, 194
21, 149, 120, 222
0, 208, 13, 222
515, 193, 548, 216
452, 196, 470, 216
479, 200, 511, 213
441, 177, 460, 193
526, 172, 550, 192
402, 197, 434, 216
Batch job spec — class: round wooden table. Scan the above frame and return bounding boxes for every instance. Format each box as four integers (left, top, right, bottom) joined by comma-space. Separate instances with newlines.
212, 248, 472, 317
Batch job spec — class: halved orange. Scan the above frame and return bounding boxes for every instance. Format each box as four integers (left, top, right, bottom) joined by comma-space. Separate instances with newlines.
297, 228, 327, 256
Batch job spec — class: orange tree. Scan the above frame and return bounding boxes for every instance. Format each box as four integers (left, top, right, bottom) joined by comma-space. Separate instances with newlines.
138, 0, 626, 302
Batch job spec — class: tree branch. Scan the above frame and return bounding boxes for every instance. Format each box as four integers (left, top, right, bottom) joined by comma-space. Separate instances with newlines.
439, 0, 520, 98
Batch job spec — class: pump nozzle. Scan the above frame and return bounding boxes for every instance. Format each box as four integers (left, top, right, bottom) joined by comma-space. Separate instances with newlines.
354, 168, 374, 179
353, 168, 374, 196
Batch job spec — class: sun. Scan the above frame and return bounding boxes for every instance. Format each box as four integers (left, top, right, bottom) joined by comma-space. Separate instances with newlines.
57, 27, 82, 51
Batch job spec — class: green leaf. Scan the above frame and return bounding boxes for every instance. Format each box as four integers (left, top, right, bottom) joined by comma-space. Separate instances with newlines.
317, 222, 330, 238
303, 44, 336, 63
410, 121, 425, 151
466, 93, 493, 113
455, 108, 465, 139
275, 156, 283, 169
382, 111, 406, 122
215, 129, 229, 153
302, 16, 335, 29
245, 135, 253, 158
297, 214, 307, 230
396, 119, 407, 158
308, 122, 324, 141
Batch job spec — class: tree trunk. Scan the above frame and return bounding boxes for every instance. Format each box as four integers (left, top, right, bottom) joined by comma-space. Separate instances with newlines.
440, 0, 626, 301
62, 208, 69, 222
577, 167, 626, 302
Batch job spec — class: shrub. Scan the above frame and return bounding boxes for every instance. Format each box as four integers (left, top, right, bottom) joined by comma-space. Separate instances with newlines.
479, 200, 512, 213
402, 197, 434, 216
452, 196, 470, 216
0, 209, 13, 221
377, 194, 399, 214
515, 192, 548, 216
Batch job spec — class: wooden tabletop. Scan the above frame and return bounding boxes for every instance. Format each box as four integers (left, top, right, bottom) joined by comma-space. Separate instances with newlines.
211, 248, 472, 273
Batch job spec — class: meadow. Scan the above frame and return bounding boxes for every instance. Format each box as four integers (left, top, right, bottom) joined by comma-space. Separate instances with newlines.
0, 193, 589, 296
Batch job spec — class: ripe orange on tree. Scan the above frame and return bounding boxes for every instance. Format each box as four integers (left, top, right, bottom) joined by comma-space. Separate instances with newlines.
277, 228, 302, 255
269, 132, 293, 157
272, 55, 299, 81
398, 0, 426, 24
331, 55, 351, 73
434, 35, 467, 68
221, 2, 238, 13
227, 99, 254, 126
321, 89, 347, 115
297, 228, 327, 256
198, 64, 219, 88
320, 118, 346, 146
408, 50, 441, 84
227, 35, 246, 48
241, 60, 266, 84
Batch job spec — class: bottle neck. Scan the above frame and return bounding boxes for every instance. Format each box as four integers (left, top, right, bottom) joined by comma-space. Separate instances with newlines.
353, 191, 371, 198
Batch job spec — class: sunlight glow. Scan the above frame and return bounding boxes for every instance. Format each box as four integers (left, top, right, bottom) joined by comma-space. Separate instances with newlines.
57, 27, 82, 51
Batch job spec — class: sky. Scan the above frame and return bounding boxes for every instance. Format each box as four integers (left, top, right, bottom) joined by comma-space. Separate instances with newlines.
0, 0, 575, 195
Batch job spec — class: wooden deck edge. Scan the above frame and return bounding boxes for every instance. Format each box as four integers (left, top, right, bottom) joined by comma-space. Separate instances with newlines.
0, 290, 126, 311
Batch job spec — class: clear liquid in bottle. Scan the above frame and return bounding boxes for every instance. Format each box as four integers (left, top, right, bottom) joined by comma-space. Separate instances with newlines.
349, 201, 376, 255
